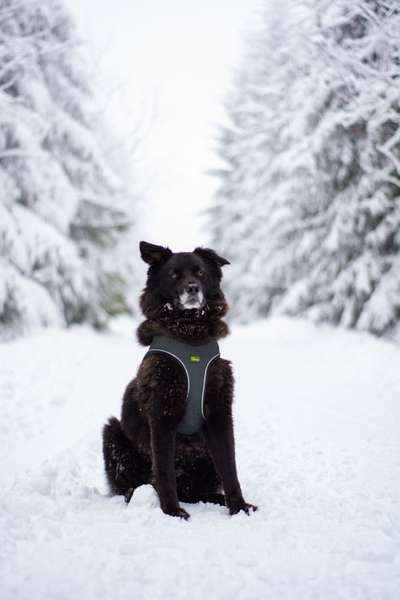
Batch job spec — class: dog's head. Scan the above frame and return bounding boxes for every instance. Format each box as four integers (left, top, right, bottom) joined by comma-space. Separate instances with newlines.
139, 241, 230, 318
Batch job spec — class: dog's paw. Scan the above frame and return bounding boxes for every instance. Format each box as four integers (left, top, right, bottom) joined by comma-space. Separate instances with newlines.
124, 488, 134, 504
162, 505, 191, 520
228, 498, 258, 516
174, 507, 191, 520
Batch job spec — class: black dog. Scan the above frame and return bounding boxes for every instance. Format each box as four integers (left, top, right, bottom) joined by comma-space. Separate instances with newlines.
102, 241, 257, 519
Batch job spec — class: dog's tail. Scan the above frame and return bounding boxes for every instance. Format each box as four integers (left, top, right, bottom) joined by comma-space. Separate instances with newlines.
102, 417, 150, 502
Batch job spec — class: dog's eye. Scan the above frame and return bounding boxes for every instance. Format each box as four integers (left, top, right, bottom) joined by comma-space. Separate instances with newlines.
171, 271, 179, 280
197, 269, 204, 277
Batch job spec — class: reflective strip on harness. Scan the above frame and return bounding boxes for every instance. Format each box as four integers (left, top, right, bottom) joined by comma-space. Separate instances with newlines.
145, 335, 220, 435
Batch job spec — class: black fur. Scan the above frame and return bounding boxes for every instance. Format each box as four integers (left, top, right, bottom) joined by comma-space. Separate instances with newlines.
102, 242, 257, 519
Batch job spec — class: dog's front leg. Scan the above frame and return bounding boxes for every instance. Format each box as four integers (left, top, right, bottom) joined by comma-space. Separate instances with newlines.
204, 416, 257, 516
149, 422, 190, 519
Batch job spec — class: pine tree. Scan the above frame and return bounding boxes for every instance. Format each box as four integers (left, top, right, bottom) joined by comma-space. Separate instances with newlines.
210, 0, 400, 338
281, 0, 400, 337
0, 0, 137, 340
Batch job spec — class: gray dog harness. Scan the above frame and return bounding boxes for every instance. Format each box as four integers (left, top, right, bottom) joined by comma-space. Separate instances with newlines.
145, 335, 220, 435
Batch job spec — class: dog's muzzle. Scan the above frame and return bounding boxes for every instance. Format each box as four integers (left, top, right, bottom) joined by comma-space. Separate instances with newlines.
179, 283, 204, 310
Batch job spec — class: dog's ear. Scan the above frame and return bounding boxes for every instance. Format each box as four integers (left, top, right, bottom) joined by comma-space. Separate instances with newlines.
194, 247, 230, 267
140, 241, 172, 266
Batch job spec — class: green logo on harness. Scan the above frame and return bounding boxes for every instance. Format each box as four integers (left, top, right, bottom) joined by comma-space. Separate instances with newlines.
190, 354, 201, 362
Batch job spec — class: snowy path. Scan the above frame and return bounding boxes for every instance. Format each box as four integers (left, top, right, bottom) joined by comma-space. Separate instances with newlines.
1, 317, 400, 600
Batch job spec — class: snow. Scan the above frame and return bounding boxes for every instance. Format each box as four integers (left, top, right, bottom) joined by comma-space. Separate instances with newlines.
1, 317, 400, 599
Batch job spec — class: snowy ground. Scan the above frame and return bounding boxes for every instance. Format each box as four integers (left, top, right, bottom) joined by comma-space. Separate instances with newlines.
1, 317, 400, 600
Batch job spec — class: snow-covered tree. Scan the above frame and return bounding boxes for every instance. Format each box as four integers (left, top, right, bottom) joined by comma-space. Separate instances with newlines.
210, 0, 400, 338
209, 0, 319, 320
0, 0, 139, 340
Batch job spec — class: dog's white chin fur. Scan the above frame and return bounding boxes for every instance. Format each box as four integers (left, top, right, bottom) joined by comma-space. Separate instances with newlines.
179, 290, 204, 310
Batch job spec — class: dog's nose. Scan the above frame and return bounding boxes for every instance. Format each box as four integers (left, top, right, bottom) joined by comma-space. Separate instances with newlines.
187, 282, 199, 294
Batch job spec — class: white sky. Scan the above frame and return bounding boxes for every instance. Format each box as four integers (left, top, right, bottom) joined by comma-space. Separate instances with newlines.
67, 0, 260, 250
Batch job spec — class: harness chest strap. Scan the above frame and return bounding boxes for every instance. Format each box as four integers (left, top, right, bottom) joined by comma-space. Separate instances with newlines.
144, 335, 220, 435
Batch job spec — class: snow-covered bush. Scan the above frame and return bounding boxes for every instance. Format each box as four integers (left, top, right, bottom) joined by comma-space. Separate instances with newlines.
0, 0, 138, 340
210, 0, 400, 338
